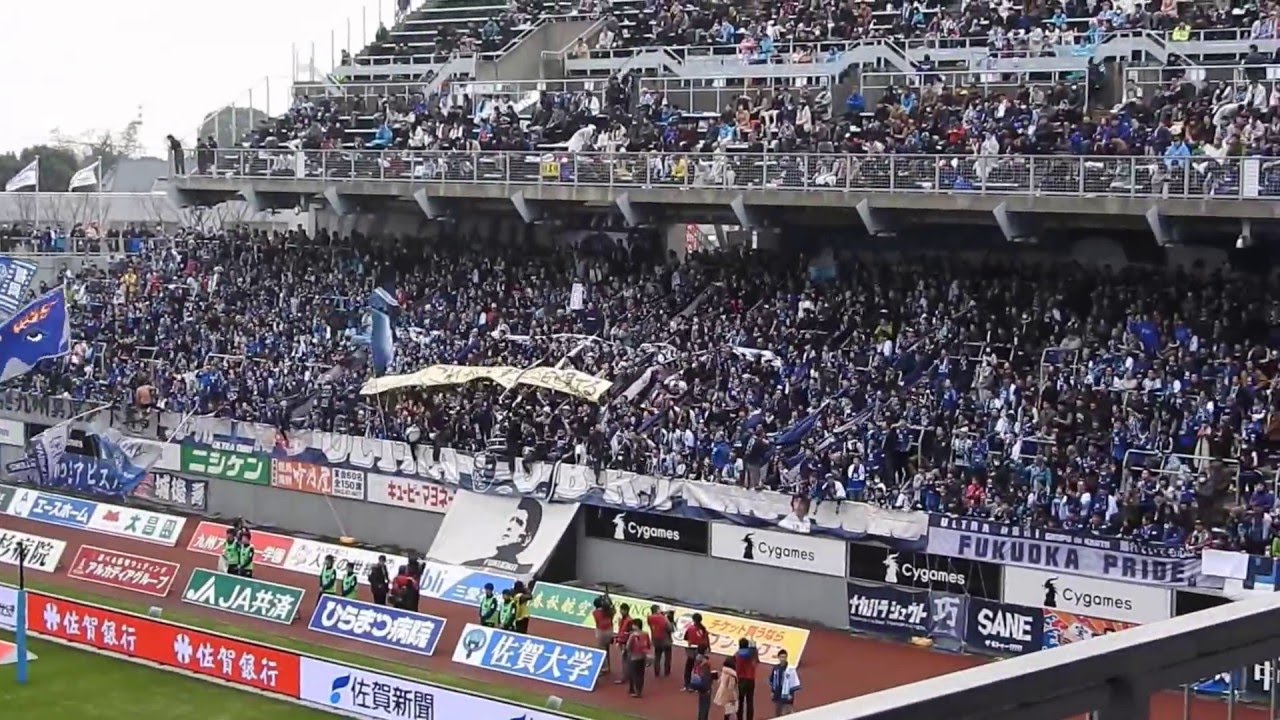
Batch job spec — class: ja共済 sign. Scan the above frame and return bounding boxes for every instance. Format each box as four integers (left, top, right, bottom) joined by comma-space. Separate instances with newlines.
181, 568, 306, 625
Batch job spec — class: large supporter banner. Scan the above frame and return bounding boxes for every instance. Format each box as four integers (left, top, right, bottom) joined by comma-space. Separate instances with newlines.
709, 523, 846, 577
133, 410, 930, 546
845, 580, 930, 637
926, 515, 1200, 587
0, 528, 66, 572
1002, 566, 1172, 624
452, 623, 606, 692
964, 597, 1044, 656
578, 468, 930, 546
1042, 608, 1136, 648
13, 586, 571, 719
582, 505, 709, 554
3, 486, 185, 546
186, 521, 511, 604
529, 581, 810, 666
847, 542, 1002, 599
427, 491, 577, 578
308, 595, 446, 657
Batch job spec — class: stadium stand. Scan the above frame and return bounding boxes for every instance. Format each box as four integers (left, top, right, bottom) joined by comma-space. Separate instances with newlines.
19, 228, 1280, 556
116, 0, 1280, 561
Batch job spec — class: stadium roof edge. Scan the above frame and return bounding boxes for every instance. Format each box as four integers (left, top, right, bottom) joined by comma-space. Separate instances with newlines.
787, 594, 1280, 720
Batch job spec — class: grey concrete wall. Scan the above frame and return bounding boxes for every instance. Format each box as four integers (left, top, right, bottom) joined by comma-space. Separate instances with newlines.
202, 477, 445, 554
573, 517, 849, 629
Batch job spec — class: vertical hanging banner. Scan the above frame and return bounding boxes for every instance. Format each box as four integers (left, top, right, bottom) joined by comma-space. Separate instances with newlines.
964, 598, 1043, 656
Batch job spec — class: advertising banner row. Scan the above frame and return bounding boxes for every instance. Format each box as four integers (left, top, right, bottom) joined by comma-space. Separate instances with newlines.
0, 585, 579, 719
844, 580, 1140, 655
0, 485, 187, 547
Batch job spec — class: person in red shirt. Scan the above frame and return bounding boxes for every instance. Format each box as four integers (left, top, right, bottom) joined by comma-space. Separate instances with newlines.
614, 603, 633, 685
733, 638, 759, 720
647, 605, 672, 678
591, 596, 615, 676
625, 618, 652, 698
682, 612, 711, 691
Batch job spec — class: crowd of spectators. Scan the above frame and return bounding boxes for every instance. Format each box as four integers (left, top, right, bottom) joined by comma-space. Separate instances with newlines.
354, 0, 1279, 69
15, 226, 1280, 554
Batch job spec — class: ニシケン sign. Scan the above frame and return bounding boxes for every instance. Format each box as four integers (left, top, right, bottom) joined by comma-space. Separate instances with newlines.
926, 516, 1200, 588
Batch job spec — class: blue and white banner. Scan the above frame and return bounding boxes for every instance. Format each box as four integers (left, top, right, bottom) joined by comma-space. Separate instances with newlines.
0, 286, 71, 385
154, 416, 931, 547
308, 595, 446, 657
926, 516, 1200, 587
0, 257, 37, 319
31, 423, 69, 485
845, 580, 930, 637
928, 592, 968, 650
22, 491, 96, 528
451, 623, 605, 692
299, 657, 570, 720
418, 560, 515, 607
964, 597, 1043, 656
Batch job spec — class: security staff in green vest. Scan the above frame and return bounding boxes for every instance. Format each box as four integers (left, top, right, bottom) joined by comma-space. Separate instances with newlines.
320, 555, 338, 595
341, 564, 359, 599
237, 530, 256, 579
479, 583, 499, 627
499, 588, 517, 630
222, 527, 242, 576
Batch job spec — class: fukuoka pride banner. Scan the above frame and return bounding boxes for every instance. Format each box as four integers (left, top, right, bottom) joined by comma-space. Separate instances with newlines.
926, 516, 1200, 588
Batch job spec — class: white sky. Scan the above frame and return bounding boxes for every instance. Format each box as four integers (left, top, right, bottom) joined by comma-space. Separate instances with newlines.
0, 0, 401, 157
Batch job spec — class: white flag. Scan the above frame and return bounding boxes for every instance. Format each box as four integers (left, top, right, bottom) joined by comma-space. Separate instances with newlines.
68, 160, 100, 190
31, 422, 69, 485
4, 159, 38, 192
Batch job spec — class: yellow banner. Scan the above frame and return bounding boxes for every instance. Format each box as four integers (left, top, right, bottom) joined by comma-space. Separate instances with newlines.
360, 364, 611, 402
528, 582, 810, 666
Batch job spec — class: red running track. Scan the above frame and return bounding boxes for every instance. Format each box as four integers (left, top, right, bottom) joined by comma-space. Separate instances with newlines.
0, 513, 1263, 720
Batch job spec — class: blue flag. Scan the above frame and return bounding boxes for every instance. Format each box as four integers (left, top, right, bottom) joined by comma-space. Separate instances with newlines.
370, 309, 394, 376
0, 286, 70, 384
0, 257, 37, 319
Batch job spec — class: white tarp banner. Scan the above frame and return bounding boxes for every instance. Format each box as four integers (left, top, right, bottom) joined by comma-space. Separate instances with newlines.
1201, 549, 1250, 580
426, 491, 577, 579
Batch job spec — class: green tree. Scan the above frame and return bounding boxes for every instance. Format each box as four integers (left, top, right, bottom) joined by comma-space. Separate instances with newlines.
198, 105, 270, 148
0, 145, 80, 193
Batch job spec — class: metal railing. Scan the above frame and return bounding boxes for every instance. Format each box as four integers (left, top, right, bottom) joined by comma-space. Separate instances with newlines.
176, 148, 1280, 200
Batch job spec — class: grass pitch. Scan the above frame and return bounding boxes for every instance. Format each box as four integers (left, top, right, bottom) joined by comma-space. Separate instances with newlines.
0, 633, 334, 720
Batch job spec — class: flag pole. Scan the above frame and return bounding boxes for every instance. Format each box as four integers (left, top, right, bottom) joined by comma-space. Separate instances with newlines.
32, 155, 40, 233
15, 540, 28, 685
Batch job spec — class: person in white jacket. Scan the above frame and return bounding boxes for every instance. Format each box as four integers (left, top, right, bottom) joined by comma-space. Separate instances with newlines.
768, 649, 801, 715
